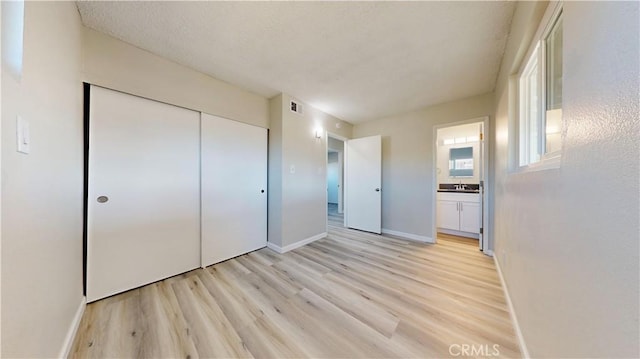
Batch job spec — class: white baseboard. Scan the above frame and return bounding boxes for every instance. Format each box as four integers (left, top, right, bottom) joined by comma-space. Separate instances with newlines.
484, 249, 494, 256
381, 228, 433, 243
493, 256, 530, 358
59, 296, 86, 359
267, 232, 327, 254
266, 241, 285, 253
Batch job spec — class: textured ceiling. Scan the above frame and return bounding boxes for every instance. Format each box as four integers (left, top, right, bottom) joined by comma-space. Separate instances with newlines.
76, 1, 515, 124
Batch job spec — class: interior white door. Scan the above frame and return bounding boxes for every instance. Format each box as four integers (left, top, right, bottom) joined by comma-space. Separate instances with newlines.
201, 113, 267, 267
346, 135, 382, 233
87, 86, 201, 302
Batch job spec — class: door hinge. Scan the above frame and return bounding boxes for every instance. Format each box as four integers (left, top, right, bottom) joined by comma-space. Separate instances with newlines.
479, 180, 484, 188
480, 133, 484, 141
480, 228, 484, 234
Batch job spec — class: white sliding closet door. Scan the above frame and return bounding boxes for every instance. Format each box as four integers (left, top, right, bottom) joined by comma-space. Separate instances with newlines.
87, 86, 201, 302
201, 113, 267, 267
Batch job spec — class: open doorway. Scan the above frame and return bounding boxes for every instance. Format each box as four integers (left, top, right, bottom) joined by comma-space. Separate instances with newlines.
432, 117, 490, 255
327, 133, 346, 228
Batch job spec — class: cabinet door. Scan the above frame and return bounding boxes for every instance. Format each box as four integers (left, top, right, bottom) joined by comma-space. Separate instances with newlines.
459, 201, 480, 233
437, 200, 460, 230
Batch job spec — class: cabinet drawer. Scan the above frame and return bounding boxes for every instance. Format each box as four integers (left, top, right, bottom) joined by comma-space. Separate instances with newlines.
437, 192, 480, 203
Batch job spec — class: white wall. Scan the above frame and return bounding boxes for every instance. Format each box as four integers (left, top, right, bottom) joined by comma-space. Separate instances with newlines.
492, 1, 639, 357
268, 94, 352, 249
267, 95, 284, 249
82, 27, 269, 129
327, 152, 339, 204
1, 2, 84, 357
353, 93, 494, 240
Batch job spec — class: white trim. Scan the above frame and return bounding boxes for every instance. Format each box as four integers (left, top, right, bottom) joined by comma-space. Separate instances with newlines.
324, 131, 329, 235
326, 132, 349, 142
514, 1, 564, 171
343, 142, 349, 228
59, 296, 86, 359
382, 228, 433, 243
326, 132, 348, 231
513, 153, 561, 174
266, 241, 283, 253
518, 1, 563, 78
266, 232, 327, 254
493, 256, 530, 358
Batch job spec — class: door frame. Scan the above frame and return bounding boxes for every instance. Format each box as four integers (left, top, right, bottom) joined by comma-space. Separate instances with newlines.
326, 132, 348, 231
431, 116, 491, 255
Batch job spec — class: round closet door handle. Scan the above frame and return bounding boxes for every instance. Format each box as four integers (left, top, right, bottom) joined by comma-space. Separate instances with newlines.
97, 196, 109, 203
375, 188, 381, 192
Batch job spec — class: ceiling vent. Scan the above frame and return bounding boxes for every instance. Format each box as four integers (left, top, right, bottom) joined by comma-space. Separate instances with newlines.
290, 100, 303, 115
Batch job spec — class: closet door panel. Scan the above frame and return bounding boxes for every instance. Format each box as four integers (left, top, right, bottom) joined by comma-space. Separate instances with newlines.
87, 86, 200, 302
201, 113, 267, 267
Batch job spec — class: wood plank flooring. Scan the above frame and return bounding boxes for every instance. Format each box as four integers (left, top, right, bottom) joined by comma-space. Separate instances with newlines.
328, 202, 343, 227
70, 211, 520, 358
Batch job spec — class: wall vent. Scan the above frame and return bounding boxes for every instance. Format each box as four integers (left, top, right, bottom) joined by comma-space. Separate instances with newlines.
290, 100, 303, 115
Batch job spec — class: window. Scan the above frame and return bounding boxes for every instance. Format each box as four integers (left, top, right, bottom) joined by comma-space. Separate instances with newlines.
517, 2, 563, 169
1, 0, 25, 79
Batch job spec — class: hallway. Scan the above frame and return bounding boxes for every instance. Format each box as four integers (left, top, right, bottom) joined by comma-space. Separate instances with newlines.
328, 203, 343, 227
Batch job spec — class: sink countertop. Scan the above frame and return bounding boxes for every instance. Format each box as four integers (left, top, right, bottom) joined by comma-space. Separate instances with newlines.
437, 189, 480, 193
438, 183, 480, 193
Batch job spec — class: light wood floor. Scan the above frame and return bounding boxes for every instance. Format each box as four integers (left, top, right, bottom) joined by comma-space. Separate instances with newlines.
328, 202, 343, 227
70, 211, 520, 358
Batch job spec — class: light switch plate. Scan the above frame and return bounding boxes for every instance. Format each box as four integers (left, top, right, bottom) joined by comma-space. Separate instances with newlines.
17, 116, 30, 154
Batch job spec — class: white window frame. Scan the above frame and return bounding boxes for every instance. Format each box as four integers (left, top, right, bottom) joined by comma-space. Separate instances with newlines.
513, 1, 563, 172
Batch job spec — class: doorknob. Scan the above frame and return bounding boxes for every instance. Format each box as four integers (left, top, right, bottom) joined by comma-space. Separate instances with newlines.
375, 188, 381, 192
97, 196, 109, 203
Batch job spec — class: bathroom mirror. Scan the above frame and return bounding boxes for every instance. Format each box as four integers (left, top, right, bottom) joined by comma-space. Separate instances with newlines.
449, 147, 473, 177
